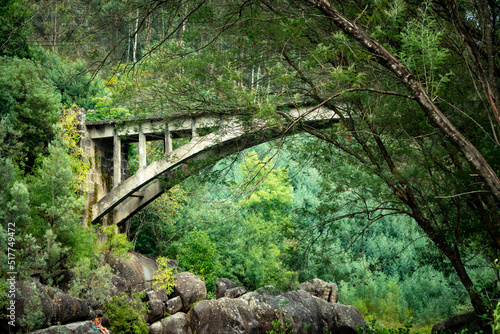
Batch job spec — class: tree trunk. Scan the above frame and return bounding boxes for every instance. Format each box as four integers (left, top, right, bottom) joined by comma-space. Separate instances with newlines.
133, 9, 139, 63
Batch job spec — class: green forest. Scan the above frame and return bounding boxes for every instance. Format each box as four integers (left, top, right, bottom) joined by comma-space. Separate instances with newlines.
1, 0, 500, 332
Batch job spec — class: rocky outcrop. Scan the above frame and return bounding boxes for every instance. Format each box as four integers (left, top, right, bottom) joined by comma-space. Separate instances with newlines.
188, 286, 365, 334
172, 272, 207, 312
5, 251, 363, 334
300, 278, 339, 303
216, 278, 248, 299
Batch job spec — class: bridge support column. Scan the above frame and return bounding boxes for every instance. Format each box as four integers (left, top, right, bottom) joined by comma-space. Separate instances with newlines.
113, 131, 121, 187
139, 127, 147, 169
165, 124, 172, 154
191, 117, 198, 141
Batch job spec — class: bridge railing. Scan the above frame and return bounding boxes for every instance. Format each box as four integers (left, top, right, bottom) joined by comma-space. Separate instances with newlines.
86, 102, 173, 122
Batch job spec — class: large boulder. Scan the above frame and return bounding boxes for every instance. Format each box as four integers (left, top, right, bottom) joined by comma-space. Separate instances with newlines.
146, 288, 169, 323
189, 298, 261, 334
48, 288, 92, 324
1, 280, 92, 332
300, 278, 339, 303
173, 272, 207, 312
149, 313, 192, 334
106, 252, 158, 293
147, 289, 169, 303
147, 298, 166, 323
331, 304, 366, 334
188, 286, 365, 334
162, 312, 193, 334
216, 278, 240, 299
224, 286, 249, 299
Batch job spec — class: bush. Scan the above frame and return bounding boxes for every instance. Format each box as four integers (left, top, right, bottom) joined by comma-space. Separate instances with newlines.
67, 257, 116, 308
177, 228, 221, 291
152, 257, 177, 294
19, 281, 46, 332
104, 292, 148, 334
101, 225, 132, 256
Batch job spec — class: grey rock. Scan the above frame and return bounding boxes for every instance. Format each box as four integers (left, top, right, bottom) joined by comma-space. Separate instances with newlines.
28, 320, 93, 334
173, 272, 206, 312
187, 286, 365, 334
49, 288, 92, 324
241, 288, 331, 333
106, 252, 158, 293
166, 296, 183, 315
149, 320, 164, 334
147, 289, 169, 303
300, 278, 339, 303
189, 298, 260, 334
224, 287, 249, 299
331, 304, 366, 334
161, 313, 192, 334
216, 278, 240, 299
7, 280, 91, 330
147, 298, 166, 323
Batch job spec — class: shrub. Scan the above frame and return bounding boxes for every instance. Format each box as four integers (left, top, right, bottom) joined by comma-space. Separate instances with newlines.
19, 281, 46, 332
67, 257, 116, 308
177, 228, 221, 291
104, 292, 148, 334
152, 257, 177, 294
101, 225, 132, 257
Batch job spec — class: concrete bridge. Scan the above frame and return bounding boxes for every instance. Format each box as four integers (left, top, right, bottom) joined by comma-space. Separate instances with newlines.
78, 106, 339, 229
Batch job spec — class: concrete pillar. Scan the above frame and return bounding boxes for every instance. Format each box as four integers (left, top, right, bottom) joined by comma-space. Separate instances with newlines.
165, 124, 172, 154
191, 117, 198, 141
113, 131, 121, 188
139, 127, 147, 169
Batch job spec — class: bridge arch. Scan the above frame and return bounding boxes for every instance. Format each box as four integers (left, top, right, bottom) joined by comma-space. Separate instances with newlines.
82, 107, 338, 227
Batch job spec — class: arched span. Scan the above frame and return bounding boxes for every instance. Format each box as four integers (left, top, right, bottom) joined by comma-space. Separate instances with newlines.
91, 109, 338, 225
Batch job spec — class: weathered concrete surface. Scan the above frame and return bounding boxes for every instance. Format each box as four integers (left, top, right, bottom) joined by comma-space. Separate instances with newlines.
91, 118, 268, 223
